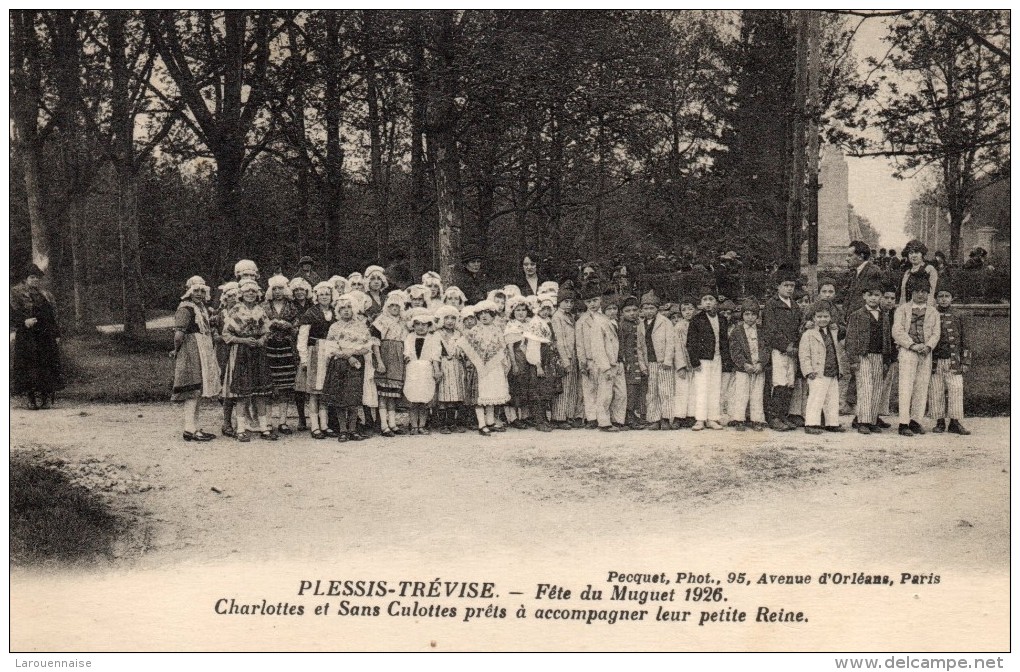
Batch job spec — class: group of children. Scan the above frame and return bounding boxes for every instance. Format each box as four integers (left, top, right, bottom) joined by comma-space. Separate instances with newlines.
170, 243, 972, 442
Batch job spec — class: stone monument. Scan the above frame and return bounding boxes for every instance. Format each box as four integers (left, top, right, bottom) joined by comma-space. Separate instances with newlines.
816, 145, 850, 269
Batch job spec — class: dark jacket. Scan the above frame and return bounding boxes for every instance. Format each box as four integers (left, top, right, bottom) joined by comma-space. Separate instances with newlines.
932, 308, 970, 373
687, 311, 732, 370
458, 269, 490, 304
844, 306, 894, 364
762, 295, 802, 354
729, 322, 764, 371
843, 261, 884, 316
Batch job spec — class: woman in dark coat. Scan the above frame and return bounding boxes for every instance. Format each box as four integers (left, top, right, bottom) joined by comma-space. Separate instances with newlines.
10, 264, 63, 409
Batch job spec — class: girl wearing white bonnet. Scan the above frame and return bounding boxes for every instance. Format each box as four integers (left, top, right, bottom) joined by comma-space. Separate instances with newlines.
296, 281, 338, 438
422, 271, 443, 310
172, 276, 221, 441
263, 274, 299, 434
221, 278, 275, 441
430, 304, 467, 433
373, 289, 409, 436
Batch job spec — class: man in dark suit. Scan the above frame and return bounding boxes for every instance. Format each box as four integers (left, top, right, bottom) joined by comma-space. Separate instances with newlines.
843, 241, 885, 316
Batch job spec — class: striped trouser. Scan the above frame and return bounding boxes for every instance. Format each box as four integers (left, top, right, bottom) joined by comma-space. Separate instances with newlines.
730, 371, 765, 423
790, 377, 808, 415
898, 348, 932, 425
854, 353, 885, 425
928, 358, 964, 420
673, 369, 694, 419
645, 362, 676, 421
552, 360, 582, 421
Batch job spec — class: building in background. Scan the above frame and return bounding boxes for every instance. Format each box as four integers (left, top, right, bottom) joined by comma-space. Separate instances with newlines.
904, 179, 1010, 264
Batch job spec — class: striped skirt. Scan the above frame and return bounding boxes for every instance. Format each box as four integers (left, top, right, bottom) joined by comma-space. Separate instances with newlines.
437, 356, 466, 403
552, 360, 582, 421
375, 339, 405, 399
644, 362, 675, 421
265, 334, 297, 392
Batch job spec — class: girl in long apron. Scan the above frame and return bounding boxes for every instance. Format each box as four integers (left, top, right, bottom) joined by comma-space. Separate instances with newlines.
264, 274, 299, 434
373, 290, 409, 436
212, 281, 239, 436
288, 277, 313, 430
321, 293, 374, 441
461, 301, 510, 436
458, 307, 480, 426
221, 279, 275, 441
430, 305, 466, 433
346, 289, 381, 436
172, 276, 222, 441
296, 282, 337, 439
524, 297, 562, 432
403, 309, 439, 434
504, 296, 534, 428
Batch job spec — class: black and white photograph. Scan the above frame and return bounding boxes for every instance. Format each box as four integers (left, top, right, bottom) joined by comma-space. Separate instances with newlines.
8, 8, 1011, 660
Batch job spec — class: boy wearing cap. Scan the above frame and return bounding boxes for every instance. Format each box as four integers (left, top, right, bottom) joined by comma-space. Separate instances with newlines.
762, 271, 802, 431
575, 290, 602, 428
891, 276, 941, 436
589, 294, 627, 432
875, 286, 899, 428
638, 290, 676, 430
928, 285, 970, 435
728, 298, 766, 431
619, 296, 648, 429
550, 289, 583, 429
799, 301, 847, 434
688, 288, 729, 430
844, 281, 893, 434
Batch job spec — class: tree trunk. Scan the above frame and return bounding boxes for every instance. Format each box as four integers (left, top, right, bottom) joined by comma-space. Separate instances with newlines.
21, 141, 52, 274
109, 9, 146, 337
409, 15, 430, 278
68, 202, 91, 332
363, 12, 389, 264
319, 12, 346, 273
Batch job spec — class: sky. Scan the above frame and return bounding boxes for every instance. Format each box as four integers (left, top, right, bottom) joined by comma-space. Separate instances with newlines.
844, 15, 927, 250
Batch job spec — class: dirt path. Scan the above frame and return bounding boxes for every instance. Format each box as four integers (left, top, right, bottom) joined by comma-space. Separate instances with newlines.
9, 403, 1010, 651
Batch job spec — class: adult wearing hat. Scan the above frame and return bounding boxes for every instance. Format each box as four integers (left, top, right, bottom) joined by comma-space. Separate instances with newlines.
458, 247, 490, 304
10, 263, 63, 409
294, 255, 322, 288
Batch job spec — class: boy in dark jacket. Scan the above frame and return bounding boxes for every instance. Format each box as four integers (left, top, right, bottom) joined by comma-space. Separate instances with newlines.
689, 288, 730, 430
929, 284, 971, 435
728, 298, 766, 431
844, 280, 893, 434
762, 271, 802, 431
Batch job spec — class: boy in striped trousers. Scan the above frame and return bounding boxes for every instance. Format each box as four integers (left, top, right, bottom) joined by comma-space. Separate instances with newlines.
844, 281, 893, 434
929, 284, 971, 435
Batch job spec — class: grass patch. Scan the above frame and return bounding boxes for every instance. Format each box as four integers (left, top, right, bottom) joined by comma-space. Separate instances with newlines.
10, 452, 123, 565
61, 329, 174, 403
